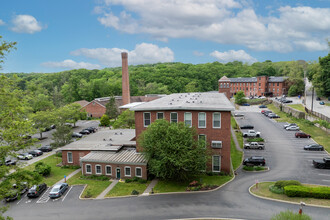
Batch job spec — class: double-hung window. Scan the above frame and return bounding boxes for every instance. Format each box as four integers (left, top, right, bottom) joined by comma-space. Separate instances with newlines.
198, 112, 206, 128
157, 112, 164, 119
213, 112, 221, 128
67, 152, 73, 163
213, 156, 221, 172
143, 112, 151, 127
135, 167, 142, 177
184, 112, 192, 127
105, 165, 112, 175
125, 166, 131, 177
95, 165, 102, 175
170, 112, 178, 123
85, 164, 91, 174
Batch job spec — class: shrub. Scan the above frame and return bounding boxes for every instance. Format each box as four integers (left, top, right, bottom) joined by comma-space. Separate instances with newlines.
56, 151, 62, 157
271, 210, 311, 220
61, 165, 80, 169
125, 177, 147, 184
284, 185, 330, 199
274, 180, 301, 189
100, 114, 110, 127
34, 162, 51, 176
269, 185, 284, 194
84, 190, 92, 198
131, 190, 139, 195
247, 138, 264, 142
243, 166, 254, 171
80, 175, 109, 181
125, 178, 133, 183
254, 166, 265, 171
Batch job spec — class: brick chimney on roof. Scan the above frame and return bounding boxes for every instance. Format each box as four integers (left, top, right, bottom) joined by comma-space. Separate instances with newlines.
121, 52, 130, 105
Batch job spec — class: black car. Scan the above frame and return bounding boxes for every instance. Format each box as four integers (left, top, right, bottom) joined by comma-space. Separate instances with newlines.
49, 183, 68, 198
243, 156, 266, 166
85, 127, 97, 133
304, 144, 324, 151
263, 111, 272, 116
72, 132, 83, 138
240, 125, 254, 129
259, 105, 267, 108
38, 145, 52, 152
282, 99, 293, 103
27, 183, 47, 198
28, 149, 43, 157
79, 129, 90, 135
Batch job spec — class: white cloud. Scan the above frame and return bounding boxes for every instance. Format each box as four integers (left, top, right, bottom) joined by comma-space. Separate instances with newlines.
71, 43, 174, 66
96, 1, 330, 52
10, 15, 43, 34
41, 59, 101, 70
210, 50, 257, 63
193, 51, 204, 56
0, 19, 5, 26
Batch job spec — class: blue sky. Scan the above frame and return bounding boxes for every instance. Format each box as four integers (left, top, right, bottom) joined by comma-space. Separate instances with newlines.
0, 0, 329, 73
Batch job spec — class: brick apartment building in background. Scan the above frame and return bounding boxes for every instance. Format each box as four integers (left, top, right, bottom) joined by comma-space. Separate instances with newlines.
219, 75, 289, 98
131, 92, 235, 174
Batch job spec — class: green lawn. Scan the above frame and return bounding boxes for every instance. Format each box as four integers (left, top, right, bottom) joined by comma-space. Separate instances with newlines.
231, 116, 238, 129
23, 154, 80, 186
106, 181, 150, 197
66, 172, 111, 198
326, 103, 330, 107
250, 182, 330, 207
231, 136, 243, 170
287, 104, 306, 112
153, 174, 233, 193
267, 104, 330, 151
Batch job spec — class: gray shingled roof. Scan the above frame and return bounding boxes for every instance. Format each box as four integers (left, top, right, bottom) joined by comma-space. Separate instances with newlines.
268, 76, 288, 82
130, 92, 234, 112
229, 77, 257, 83
80, 149, 147, 165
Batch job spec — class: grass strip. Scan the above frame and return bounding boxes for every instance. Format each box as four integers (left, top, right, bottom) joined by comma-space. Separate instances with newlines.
23, 154, 79, 186
250, 182, 330, 207
66, 172, 111, 198
231, 136, 243, 170
106, 181, 150, 197
267, 104, 329, 151
287, 104, 306, 112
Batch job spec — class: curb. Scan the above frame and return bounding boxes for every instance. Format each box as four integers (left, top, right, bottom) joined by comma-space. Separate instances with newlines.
248, 182, 330, 209
241, 166, 270, 173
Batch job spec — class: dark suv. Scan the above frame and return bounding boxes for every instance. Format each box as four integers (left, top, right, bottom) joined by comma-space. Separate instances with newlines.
295, 132, 311, 138
243, 156, 266, 166
27, 183, 47, 198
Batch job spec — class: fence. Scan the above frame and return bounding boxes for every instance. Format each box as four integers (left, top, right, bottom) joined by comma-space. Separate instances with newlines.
305, 107, 330, 123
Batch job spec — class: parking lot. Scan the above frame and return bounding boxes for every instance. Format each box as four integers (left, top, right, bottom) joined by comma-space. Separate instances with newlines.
3, 185, 85, 208
235, 110, 330, 185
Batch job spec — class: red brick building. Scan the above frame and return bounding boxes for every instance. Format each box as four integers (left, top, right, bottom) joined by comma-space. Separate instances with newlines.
131, 92, 235, 174
222, 76, 289, 97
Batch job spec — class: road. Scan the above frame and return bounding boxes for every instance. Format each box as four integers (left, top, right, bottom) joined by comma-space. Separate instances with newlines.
5, 114, 330, 220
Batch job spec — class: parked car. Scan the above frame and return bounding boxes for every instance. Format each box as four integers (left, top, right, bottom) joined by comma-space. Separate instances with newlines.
28, 149, 43, 157
17, 153, 33, 160
261, 110, 271, 114
281, 99, 293, 103
244, 142, 265, 150
49, 183, 69, 199
259, 105, 267, 108
285, 125, 300, 131
79, 129, 90, 135
267, 113, 280, 118
313, 157, 330, 169
316, 97, 321, 101
38, 145, 52, 152
242, 130, 261, 138
295, 132, 311, 138
319, 101, 325, 105
283, 123, 297, 129
72, 132, 83, 138
0, 159, 17, 166
27, 183, 47, 198
4, 182, 28, 202
304, 144, 324, 151
242, 103, 250, 106
240, 125, 254, 129
234, 113, 245, 117
264, 111, 273, 117
243, 156, 266, 166
85, 127, 97, 133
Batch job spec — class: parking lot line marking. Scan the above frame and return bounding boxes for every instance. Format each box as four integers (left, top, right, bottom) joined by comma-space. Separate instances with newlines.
319, 174, 330, 177
16, 194, 26, 205
36, 188, 50, 204
322, 179, 330, 182
62, 186, 72, 202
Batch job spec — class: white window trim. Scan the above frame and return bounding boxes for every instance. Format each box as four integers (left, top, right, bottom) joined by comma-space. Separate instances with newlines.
67, 152, 73, 163
198, 112, 206, 128
124, 166, 131, 177
170, 112, 178, 123
85, 164, 92, 174
211, 141, 222, 149
212, 112, 221, 128
212, 155, 221, 172
143, 112, 151, 127
135, 167, 142, 178
105, 165, 112, 175
156, 112, 164, 120
184, 112, 192, 127
95, 164, 102, 175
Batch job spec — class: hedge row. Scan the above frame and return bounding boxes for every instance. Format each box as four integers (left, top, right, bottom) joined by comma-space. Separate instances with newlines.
284, 185, 330, 199
274, 180, 301, 189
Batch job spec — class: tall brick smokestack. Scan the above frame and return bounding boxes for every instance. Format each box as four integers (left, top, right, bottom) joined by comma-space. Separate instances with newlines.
121, 52, 130, 105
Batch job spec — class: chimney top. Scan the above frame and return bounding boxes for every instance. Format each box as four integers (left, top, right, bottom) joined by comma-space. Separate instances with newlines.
121, 52, 128, 58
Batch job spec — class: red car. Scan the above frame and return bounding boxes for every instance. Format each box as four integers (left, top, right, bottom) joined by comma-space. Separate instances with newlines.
295, 132, 311, 138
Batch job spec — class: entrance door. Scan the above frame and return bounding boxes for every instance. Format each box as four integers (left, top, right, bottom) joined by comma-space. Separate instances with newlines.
116, 168, 121, 179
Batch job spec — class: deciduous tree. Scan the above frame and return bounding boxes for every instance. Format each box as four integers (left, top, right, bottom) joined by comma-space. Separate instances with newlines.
234, 91, 246, 105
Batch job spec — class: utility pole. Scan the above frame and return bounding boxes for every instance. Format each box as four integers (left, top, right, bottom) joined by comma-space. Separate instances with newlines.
311, 87, 314, 113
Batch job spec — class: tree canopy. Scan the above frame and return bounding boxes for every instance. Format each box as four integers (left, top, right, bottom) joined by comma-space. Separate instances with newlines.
139, 120, 207, 180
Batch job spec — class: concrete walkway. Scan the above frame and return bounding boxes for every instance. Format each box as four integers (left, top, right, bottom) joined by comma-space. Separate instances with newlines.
55, 168, 82, 185
96, 179, 119, 199
141, 179, 158, 196
231, 127, 243, 152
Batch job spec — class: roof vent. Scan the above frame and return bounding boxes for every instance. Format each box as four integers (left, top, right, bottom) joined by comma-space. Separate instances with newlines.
192, 101, 194, 103
169, 103, 172, 105
186, 101, 190, 103
200, 101, 202, 103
